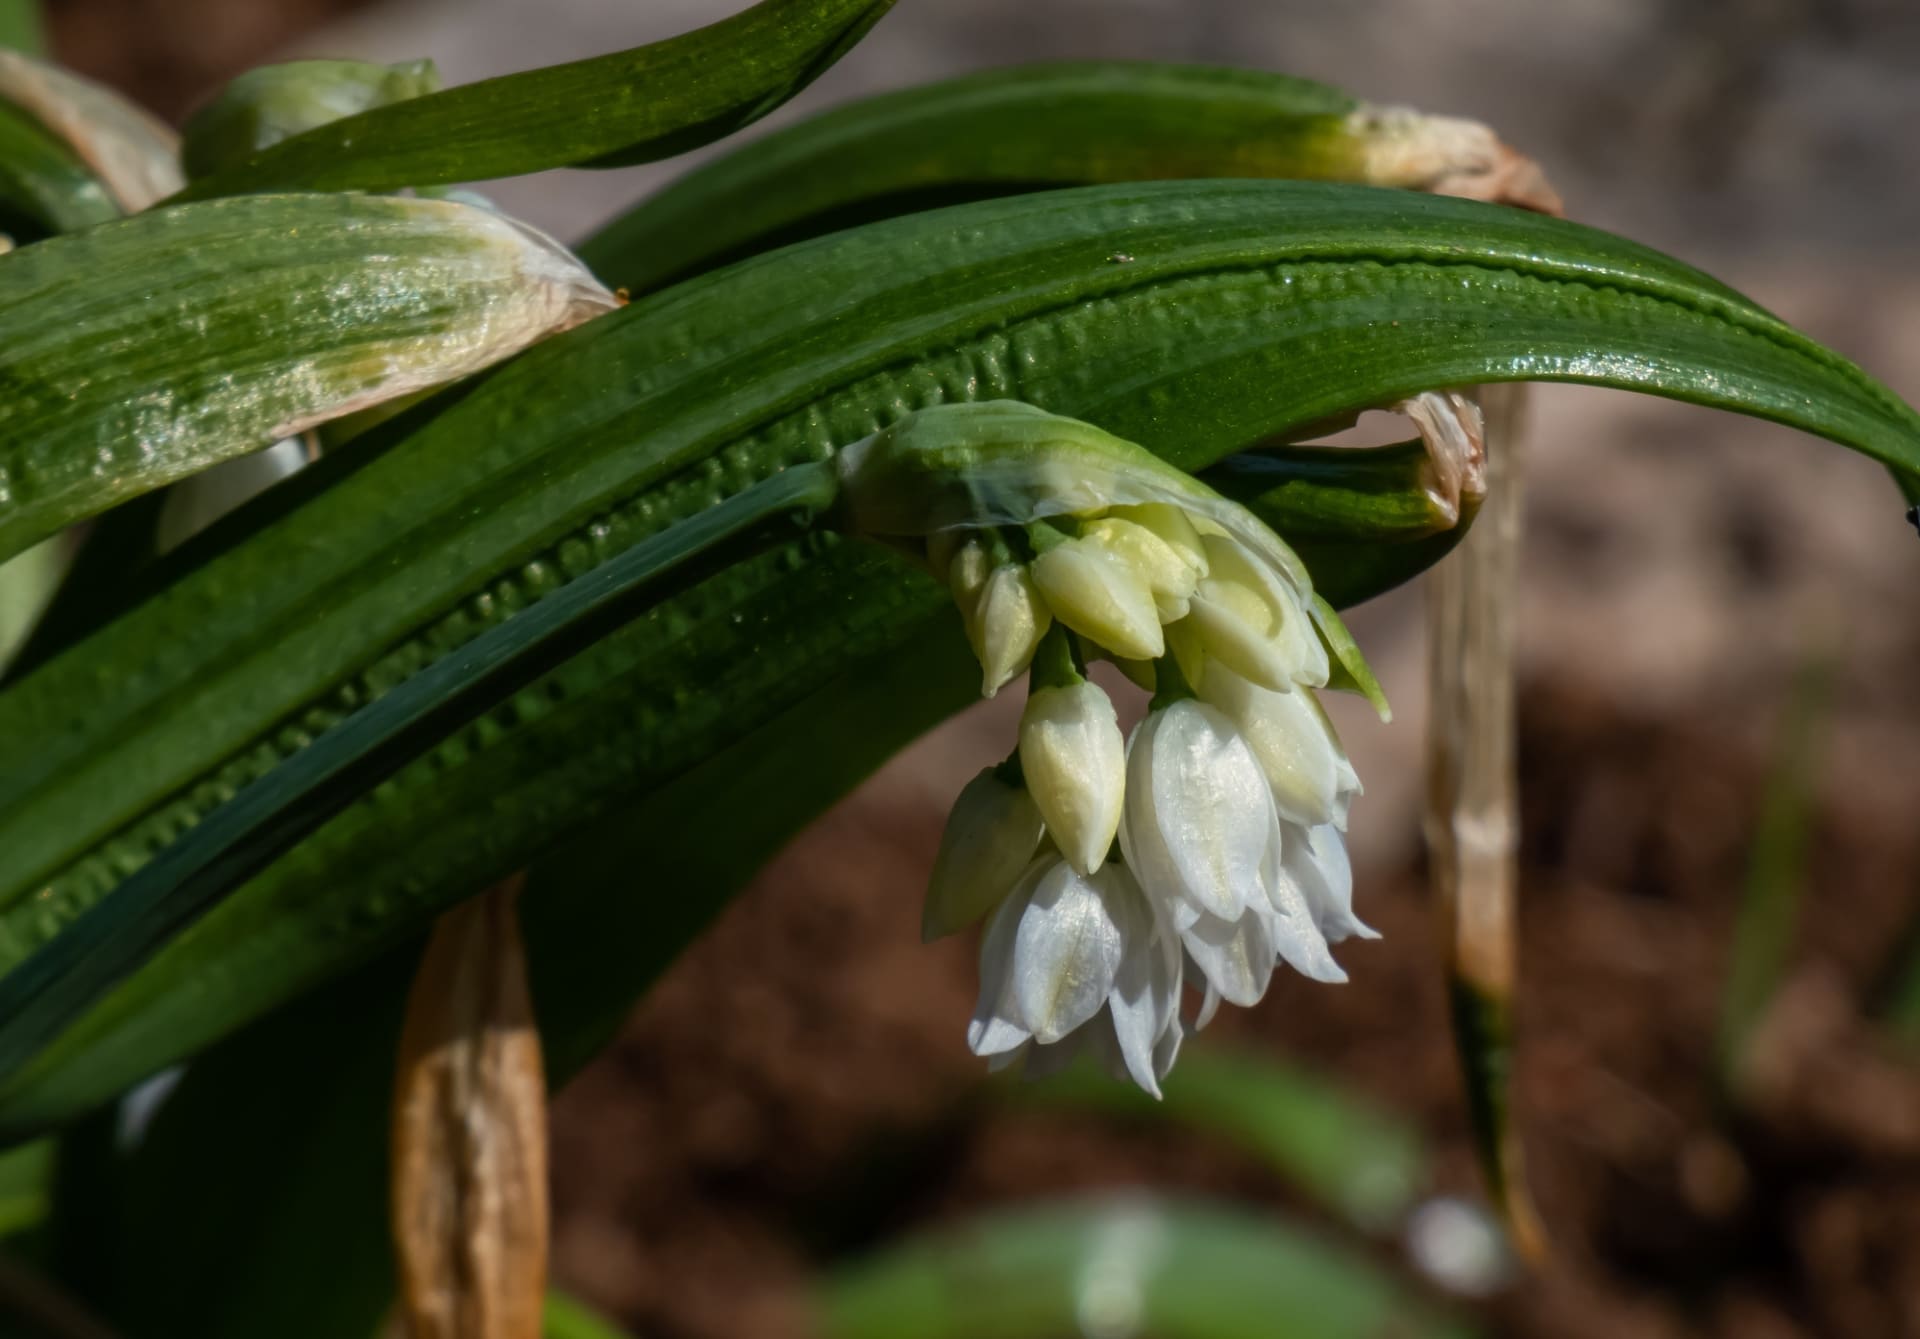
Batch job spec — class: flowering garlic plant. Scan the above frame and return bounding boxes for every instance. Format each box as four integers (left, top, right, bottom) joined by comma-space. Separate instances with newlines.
839, 400, 1386, 1094
2, 2, 1918, 1326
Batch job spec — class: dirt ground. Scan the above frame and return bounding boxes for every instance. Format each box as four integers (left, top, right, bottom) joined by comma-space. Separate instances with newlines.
38, 0, 1920, 1335
541, 672, 1920, 1339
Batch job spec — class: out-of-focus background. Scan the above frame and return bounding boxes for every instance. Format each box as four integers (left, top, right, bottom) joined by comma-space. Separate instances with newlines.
45, 1, 1920, 1335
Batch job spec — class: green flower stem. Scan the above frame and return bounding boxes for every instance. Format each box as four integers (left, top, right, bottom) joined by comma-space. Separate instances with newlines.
1149, 647, 1198, 712
1026, 622, 1083, 692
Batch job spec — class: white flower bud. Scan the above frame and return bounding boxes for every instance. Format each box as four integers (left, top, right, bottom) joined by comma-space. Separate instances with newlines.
1019, 680, 1125, 875
967, 856, 1183, 1096
1029, 537, 1163, 662
972, 564, 1051, 696
1079, 517, 1203, 622
1108, 502, 1209, 578
947, 536, 992, 612
1119, 700, 1275, 926
922, 768, 1046, 941
1197, 665, 1359, 828
1184, 534, 1330, 692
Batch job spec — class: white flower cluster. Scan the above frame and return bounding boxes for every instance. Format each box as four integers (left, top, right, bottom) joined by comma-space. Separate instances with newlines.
849, 403, 1384, 1097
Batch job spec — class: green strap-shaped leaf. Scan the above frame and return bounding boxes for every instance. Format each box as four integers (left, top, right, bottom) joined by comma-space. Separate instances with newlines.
175, 0, 897, 200
819, 1195, 1476, 1339
0, 99, 116, 237
580, 60, 1556, 292
0, 463, 840, 1079
0, 193, 614, 562
70, 635, 978, 1339
2, 181, 1916, 1132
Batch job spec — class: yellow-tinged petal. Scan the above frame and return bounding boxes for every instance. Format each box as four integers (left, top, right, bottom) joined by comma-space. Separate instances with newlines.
1019, 681, 1126, 875
975, 564, 1052, 696
1081, 516, 1202, 621
1030, 539, 1163, 662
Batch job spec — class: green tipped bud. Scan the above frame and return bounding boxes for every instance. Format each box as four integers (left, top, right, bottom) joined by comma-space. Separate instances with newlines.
923, 768, 1046, 941
183, 59, 442, 180
970, 564, 1051, 697
947, 536, 993, 611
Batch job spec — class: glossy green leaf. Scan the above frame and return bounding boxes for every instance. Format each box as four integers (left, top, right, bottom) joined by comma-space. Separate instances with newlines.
0, 463, 839, 1082
80, 633, 977, 1339
0, 193, 613, 563
1206, 440, 1458, 543
581, 59, 1557, 293
176, 0, 897, 200
819, 1195, 1476, 1339
0, 100, 116, 237
1010, 1045, 1426, 1233
3, 181, 1917, 1133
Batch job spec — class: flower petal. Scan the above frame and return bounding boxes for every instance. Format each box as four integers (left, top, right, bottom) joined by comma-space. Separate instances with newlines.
1261, 814, 1348, 983
1081, 516, 1200, 622
1179, 906, 1277, 1008
1281, 820, 1379, 944
1011, 860, 1126, 1044
1030, 537, 1164, 661
967, 861, 1045, 1056
1120, 702, 1273, 923
1102, 867, 1182, 1098
1020, 681, 1125, 875
1197, 666, 1350, 827
1185, 534, 1330, 691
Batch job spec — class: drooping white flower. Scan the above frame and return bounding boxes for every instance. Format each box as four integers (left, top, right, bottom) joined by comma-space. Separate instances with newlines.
1120, 698, 1354, 1014
922, 767, 1046, 942
1180, 532, 1330, 694
1275, 818, 1378, 946
1197, 664, 1361, 829
1119, 699, 1275, 928
968, 855, 1183, 1096
836, 399, 1388, 1093
1019, 679, 1126, 875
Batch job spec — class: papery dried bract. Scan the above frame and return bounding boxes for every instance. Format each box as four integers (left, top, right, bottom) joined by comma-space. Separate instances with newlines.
392, 876, 547, 1339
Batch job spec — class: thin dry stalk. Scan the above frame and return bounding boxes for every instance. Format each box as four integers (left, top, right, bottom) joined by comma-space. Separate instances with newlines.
1423, 381, 1547, 1262
391, 874, 548, 1339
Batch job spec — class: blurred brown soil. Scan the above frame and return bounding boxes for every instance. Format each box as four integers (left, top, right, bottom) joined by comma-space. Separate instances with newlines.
546, 674, 1920, 1339
45, 0, 376, 120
